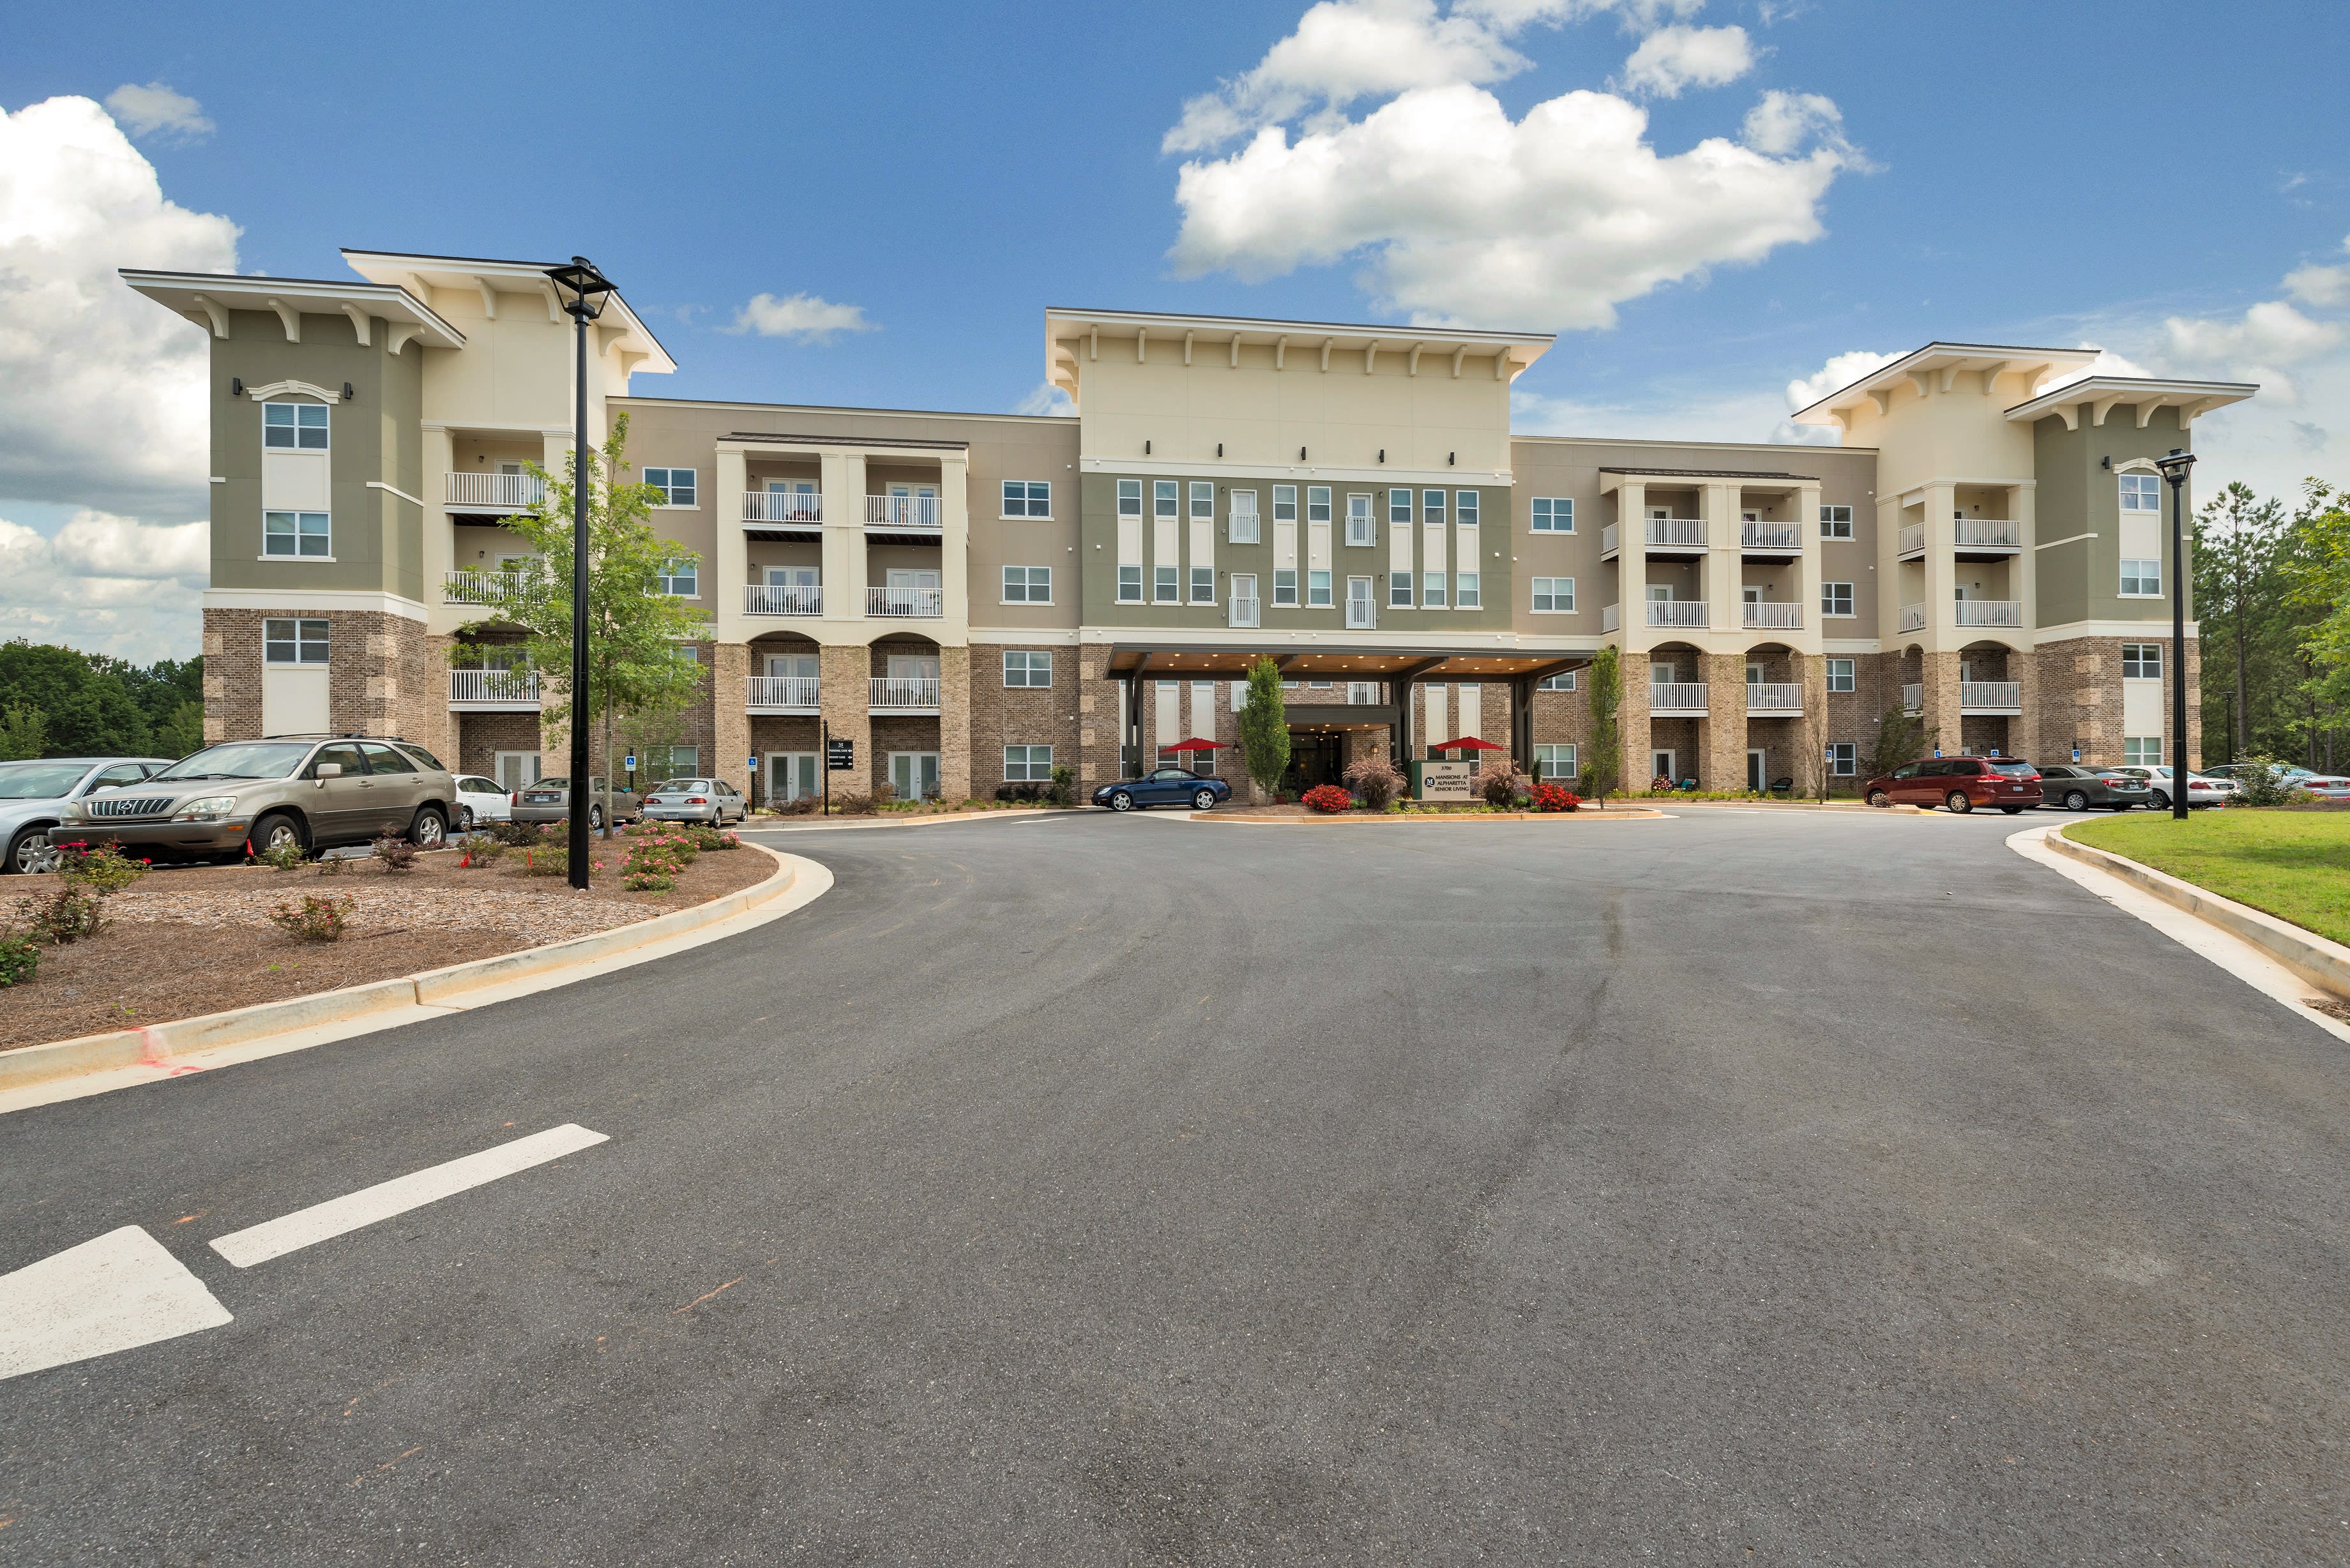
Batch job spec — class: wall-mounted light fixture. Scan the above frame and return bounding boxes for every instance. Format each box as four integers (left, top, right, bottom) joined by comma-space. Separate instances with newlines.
1299, 446, 1307, 460
1377, 449, 1385, 464
2100, 455, 2113, 470
1217, 442, 1223, 458
1145, 440, 1151, 455
230, 377, 243, 396
1448, 451, 1455, 466
342, 382, 355, 402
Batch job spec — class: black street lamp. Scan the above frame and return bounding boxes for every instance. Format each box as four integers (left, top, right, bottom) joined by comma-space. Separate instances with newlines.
2155, 446, 2197, 822
545, 256, 614, 889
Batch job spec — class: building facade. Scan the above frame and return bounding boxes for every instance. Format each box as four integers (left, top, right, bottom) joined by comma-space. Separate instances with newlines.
125, 254, 2255, 800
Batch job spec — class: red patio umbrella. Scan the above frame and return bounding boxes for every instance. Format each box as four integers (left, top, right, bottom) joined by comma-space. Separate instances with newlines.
1164, 737, 1221, 752
1429, 736, 1504, 752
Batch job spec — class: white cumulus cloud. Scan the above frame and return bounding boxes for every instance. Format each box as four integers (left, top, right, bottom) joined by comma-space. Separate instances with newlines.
2284, 235, 2350, 308
1013, 382, 1077, 418
103, 82, 213, 142
1782, 348, 1902, 412
0, 511, 208, 661
727, 292, 877, 343
1617, 24, 1754, 98
2162, 299, 2343, 402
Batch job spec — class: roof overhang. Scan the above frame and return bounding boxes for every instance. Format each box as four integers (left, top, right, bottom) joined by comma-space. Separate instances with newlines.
341, 250, 677, 375
120, 270, 468, 351
1103, 644, 1591, 678
1599, 467, 1818, 491
1046, 307, 1555, 403
2001, 375, 2259, 432
1790, 342, 2102, 430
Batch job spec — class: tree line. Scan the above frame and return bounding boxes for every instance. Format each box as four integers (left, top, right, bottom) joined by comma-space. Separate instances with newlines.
2195, 479, 2350, 771
0, 640, 206, 762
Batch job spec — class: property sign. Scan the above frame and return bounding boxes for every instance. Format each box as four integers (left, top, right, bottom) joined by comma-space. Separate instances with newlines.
1417, 760, 1473, 801
826, 738, 856, 772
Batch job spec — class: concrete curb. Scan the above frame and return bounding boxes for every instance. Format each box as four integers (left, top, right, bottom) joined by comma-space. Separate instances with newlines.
744, 807, 1070, 833
0, 847, 804, 1094
1188, 807, 1666, 824
2047, 829, 2350, 1002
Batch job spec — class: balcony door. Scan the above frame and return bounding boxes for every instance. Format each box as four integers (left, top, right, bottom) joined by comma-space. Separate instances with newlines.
767, 752, 819, 802
1646, 584, 1672, 601
886, 652, 939, 682
766, 479, 817, 522
888, 483, 938, 528
494, 751, 542, 792
766, 653, 817, 681
889, 752, 941, 801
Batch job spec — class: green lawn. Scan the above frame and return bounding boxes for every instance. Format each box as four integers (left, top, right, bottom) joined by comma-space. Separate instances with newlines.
2065, 810, 2350, 946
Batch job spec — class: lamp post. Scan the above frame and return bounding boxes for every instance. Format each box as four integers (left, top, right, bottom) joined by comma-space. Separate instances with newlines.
2155, 446, 2197, 822
544, 256, 614, 889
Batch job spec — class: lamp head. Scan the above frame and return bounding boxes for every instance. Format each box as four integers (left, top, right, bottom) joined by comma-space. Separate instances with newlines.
2154, 447, 2197, 485
544, 256, 614, 322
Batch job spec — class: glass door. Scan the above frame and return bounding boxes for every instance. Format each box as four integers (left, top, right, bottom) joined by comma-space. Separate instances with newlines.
889, 752, 941, 801
768, 753, 819, 801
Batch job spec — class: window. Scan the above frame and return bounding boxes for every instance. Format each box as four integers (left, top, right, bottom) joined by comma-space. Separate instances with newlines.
1423, 490, 1445, 528
1531, 577, 1574, 613
2119, 473, 2160, 513
1826, 658, 1855, 693
1820, 504, 1854, 539
1003, 649, 1052, 688
1423, 571, 1446, 608
2121, 558, 2161, 596
1154, 480, 1178, 519
1535, 743, 1577, 779
263, 511, 330, 557
1190, 565, 1215, 603
1307, 569, 1332, 607
1455, 490, 1478, 528
1229, 490, 1259, 543
1456, 572, 1480, 608
2123, 642, 2162, 679
1531, 497, 1573, 533
1274, 568, 1298, 606
1273, 484, 1298, 523
1117, 479, 1142, 518
672, 642, 699, 664
1388, 490, 1413, 530
1538, 670, 1577, 692
1155, 564, 1179, 602
1828, 743, 1856, 776
2124, 735, 2164, 767
656, 559, 697, 596
1347, 494, 1376, 547
644, 467, 697, 507
1003, 565, 1052, 603
1004, 744, 1054, 782
1190, 481, 1214, 520
263, 618, 329, 665
1002, 480, 1051, 518
1822, 581, 1854, 617
1118, 564, 1142, 602
262, 401, 328, 450
1389, 571, 1413, 608
1307, 486, 1331, 524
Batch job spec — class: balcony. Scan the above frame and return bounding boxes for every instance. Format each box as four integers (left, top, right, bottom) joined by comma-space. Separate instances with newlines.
1740, 520, 1802, 554
741, 490, 822, 527
1746, 681, 1803, 715
1345, 598, 1376, 629
1955, 599, 2022, 628
1899, 603, 1927, 633
1902, 682, 1923, 714
1346, 681, 1384, 704
1955, 519, 2021, 555
449, 668, 540, 709
1740, 600, 1802, 630
446, 471, 544, 513
1897, 524, 1927, 561
1644, 599, 1708, 629
1229, 595, 1260, 628
870, 677, 941, 713
746, 675, 821, 713
443, 568, 524, 606
1961, 679, 2023, 714
745, 583, 821, 617
866, 495, 941, 533
867, 585, 943, 618
1649, 681, 1707, 717
1644, 516, 1707, 552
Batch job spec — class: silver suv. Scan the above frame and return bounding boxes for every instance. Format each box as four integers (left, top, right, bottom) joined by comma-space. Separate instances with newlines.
66, 735, 457, 861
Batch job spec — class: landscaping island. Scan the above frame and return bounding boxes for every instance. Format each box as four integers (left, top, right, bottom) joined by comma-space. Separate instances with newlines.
2065, 810, 2350, 947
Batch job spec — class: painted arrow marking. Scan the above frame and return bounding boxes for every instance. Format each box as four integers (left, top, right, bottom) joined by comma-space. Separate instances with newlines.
0, 1226, 232, 1382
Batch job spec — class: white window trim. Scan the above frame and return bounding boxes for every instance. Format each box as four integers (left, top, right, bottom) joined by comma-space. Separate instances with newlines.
1529, 577, 1575, 614
1000, 565, 1053, 605
1530, 497, 1575, 533
644, 467, 701, 509
1822, 582, 1857, 617
1001, 480, 1053, 520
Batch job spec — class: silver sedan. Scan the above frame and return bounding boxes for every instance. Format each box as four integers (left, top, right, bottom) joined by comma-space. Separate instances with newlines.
0, 757, 172, 873
639, 779, 747, 825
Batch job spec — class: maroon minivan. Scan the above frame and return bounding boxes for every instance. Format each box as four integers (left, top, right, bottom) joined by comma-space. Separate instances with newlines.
1864, 757, 2043, 813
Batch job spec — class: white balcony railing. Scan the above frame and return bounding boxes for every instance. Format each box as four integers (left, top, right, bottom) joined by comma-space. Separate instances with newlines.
746, 675, 820, 710
867, 585, 943, 617
1602, 603, 1621, 632
1740, 521, 1801, 552
1346, 598, 1376, 629
1644, 516, 1707, 548
742, 490, 822, 525
1645, 599, 1708, 628
866, 495, 941, 530
1901, 682, 1923, 713
1601, 523, 1620, 555
1955, 599, 2023, 627
1956, 519, 2020, 549
1899, 603, 1928, 633
1229, 596, 1260, 628
1898, 523, 1926, 557
449, 667, 539, 705
870, 677, 940, 709
1747, 681, 1803, 712
1649, 682, 1708, 715
1961, 680, 2023, 710
1741, 600, 1803, 630
442, 569, 524, 606
1346, 682, 1385, 705
446, 471, 545, 510
745, 583, 821, 616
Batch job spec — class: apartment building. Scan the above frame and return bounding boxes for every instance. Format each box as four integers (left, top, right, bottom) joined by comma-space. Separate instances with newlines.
123, 252, 2256, 801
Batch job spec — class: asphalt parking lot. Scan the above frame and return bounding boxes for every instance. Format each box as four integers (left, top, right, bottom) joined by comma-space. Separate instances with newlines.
3, 808, 2346, 1564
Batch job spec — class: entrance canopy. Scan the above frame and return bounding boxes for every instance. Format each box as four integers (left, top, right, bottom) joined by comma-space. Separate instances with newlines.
1103, 644, 1591, 683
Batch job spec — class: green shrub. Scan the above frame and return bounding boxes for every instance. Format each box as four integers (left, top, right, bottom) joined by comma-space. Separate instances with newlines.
20, 885, 104, 944
314, 852, 352, 876
268, 893, 354, 942
487, 819, 546, 847
455, 833, 505, 867
1479, 757, 1523, 808
372, 835, 420, 874
54, 841, 146, 894
2231, 755, 2297, 808
0, 931, 38, 986
517, 845, 570, 877
1047, 765, 1076, 806
686, 824, 738, 850
252, 838, 307, 871
621, 869, 674, 892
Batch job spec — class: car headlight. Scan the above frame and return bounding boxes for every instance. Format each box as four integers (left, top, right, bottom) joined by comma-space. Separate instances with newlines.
172, 795, 241, 822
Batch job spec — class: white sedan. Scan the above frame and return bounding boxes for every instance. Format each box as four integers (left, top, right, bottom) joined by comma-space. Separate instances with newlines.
2114, 767, 2235, 810
451, 774, 512, 830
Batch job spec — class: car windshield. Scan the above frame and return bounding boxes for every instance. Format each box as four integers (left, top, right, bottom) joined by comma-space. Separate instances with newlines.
1987, 761, 2036, 777
649, 780, 710, 793
0, 762, 92, 799
149, 742, 313, 782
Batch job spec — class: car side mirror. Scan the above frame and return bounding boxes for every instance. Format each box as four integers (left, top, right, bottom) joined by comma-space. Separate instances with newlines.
315, 763, 342, 780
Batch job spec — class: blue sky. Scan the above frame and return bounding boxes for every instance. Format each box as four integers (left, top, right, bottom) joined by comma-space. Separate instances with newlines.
2, 0, 2346, 658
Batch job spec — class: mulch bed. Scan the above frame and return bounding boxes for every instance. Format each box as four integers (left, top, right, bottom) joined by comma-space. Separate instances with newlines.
0, 841, 775, 1050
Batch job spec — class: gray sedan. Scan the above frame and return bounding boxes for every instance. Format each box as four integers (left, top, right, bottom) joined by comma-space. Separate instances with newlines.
2036, 764, 2151, 811
0, 757, 172, 873
639, 779, 747, 825
510, 776, 641, 831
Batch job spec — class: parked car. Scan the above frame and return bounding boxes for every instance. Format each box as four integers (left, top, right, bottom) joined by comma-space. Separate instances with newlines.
2295, 775, 2350, 801
510, 776, 641, 830
64, 736, 456, 859
2112, 767, 2233, 810
1862, 757, 2043, 814
2203, 762, 2318, 784
451, 774, 512, 830
1093, 767, 1232, 813
639, 778, 747, 825
2035, 764, 2151, 811
0, 757, 172, 873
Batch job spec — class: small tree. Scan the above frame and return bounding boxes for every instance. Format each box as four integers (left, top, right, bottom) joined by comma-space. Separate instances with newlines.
1863, 704, 1936, 780
0, 703, 45, 762
1238, 658, 1291, 798
1585, 647, 1623, 807
452, 413, 707, 835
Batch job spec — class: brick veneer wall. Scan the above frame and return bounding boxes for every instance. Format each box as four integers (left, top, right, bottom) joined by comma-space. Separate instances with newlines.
456, 712, 544, 777
969, 643, 1082, 798
203, 607, 438, 744
2034, 635, 2203, 768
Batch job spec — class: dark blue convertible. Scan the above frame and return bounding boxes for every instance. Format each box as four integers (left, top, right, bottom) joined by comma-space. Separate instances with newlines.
1093, 767, 1232, 813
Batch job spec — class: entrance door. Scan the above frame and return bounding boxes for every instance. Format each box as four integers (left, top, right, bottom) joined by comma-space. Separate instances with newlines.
768, 752, 818, 802
1283, 734, 1340, 794
1651, 749, 1676, 786
767, 479, 817, 524
888, 484, 939, 528
494, 751, 542, 792
1748, 748, 1767, 792
889, 752, 941, 801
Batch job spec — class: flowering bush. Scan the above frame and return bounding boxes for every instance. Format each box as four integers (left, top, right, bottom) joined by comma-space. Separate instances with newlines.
268, 893, 354, 942
685, 825, 738, 851
455, 833, 505, 868
1301, 783, 1353, 814
252, 837, 307, 871
56, 841, 147, 894
1529, 781, 1582, 813
372, 835, 420, 874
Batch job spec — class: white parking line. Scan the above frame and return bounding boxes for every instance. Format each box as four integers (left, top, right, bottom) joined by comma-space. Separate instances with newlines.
209, 1124, 609, 1269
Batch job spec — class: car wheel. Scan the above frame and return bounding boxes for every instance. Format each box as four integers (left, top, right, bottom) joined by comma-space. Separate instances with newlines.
1108, 790, 1134, 813
1945, 790, 1973, 814
4, 823, 54, 875
2064, 790, 2088, 811
588, 804, 605, 831
409, 806, 447, 849
252, 811, 307, 858
2149, 788, 2170, 811
1866, 789, 1891, 808
455, 805, 474, 832
1192, 788, 1217, 811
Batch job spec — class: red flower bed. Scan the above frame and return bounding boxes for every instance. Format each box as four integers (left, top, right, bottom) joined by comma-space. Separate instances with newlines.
1301, 783, 1354, 814
1529, 781, 1582, 813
